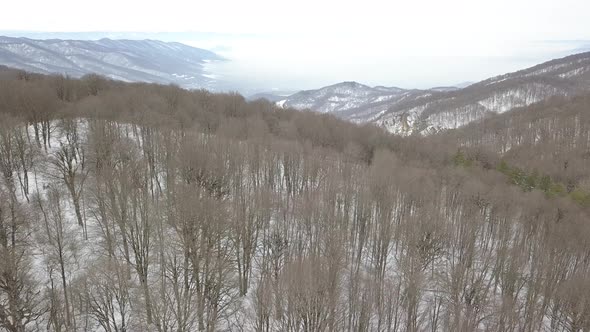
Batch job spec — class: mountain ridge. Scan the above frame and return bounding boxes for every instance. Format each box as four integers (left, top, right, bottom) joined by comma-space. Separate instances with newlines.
278, 52, 590, 135
0, 36, 224, 89
277, 81, 408, 115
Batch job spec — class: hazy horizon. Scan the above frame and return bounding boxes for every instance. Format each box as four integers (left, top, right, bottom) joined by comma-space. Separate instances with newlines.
2, 0, 590, 93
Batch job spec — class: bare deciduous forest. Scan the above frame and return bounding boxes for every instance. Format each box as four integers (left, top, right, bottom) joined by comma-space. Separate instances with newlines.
0, 67, 589, 331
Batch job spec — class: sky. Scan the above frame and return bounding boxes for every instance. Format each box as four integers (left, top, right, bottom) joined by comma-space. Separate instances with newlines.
2, 0, 590, 92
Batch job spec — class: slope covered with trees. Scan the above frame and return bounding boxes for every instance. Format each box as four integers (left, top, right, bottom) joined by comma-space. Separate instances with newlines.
279, 52, 590, 136
0, 67, 589, 331
442, 94, 590, 200
0, 37, 224, 90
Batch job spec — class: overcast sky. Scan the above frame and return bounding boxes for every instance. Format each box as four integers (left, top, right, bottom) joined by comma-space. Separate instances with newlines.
2, 0, 590, 91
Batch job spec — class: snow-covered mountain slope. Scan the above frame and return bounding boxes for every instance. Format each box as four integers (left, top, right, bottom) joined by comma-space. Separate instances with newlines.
0, 36, 224, 89
373, 52, 590, 135
277, 81, 408, 115
280, 52, 590, 136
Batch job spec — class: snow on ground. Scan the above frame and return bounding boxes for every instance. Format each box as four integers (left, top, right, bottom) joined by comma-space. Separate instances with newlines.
276, 99, 287, 108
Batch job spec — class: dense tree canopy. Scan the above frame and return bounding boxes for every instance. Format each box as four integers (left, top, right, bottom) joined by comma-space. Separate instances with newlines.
0, 67, 589, 331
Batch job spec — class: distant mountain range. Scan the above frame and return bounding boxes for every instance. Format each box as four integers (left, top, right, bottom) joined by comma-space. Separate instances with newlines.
278, 52, 590, 135
278, 82, 406, 114
0, 36, 224, 89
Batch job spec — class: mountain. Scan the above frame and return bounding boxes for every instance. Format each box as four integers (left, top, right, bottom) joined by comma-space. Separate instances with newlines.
277, 81, 407, 114
279, 52, 590, 135
0, 36, 224, 89
373, 52, 590, 135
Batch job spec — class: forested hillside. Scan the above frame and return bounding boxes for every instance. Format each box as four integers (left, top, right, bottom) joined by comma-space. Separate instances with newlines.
278, 52, 590, 136
443, 94, 590, 193
373, 51, 590, 135
0, 37, 224, 90
0, 67, 589, 331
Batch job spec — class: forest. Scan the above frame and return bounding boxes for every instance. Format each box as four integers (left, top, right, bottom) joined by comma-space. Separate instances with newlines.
0, 66, 589, 331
